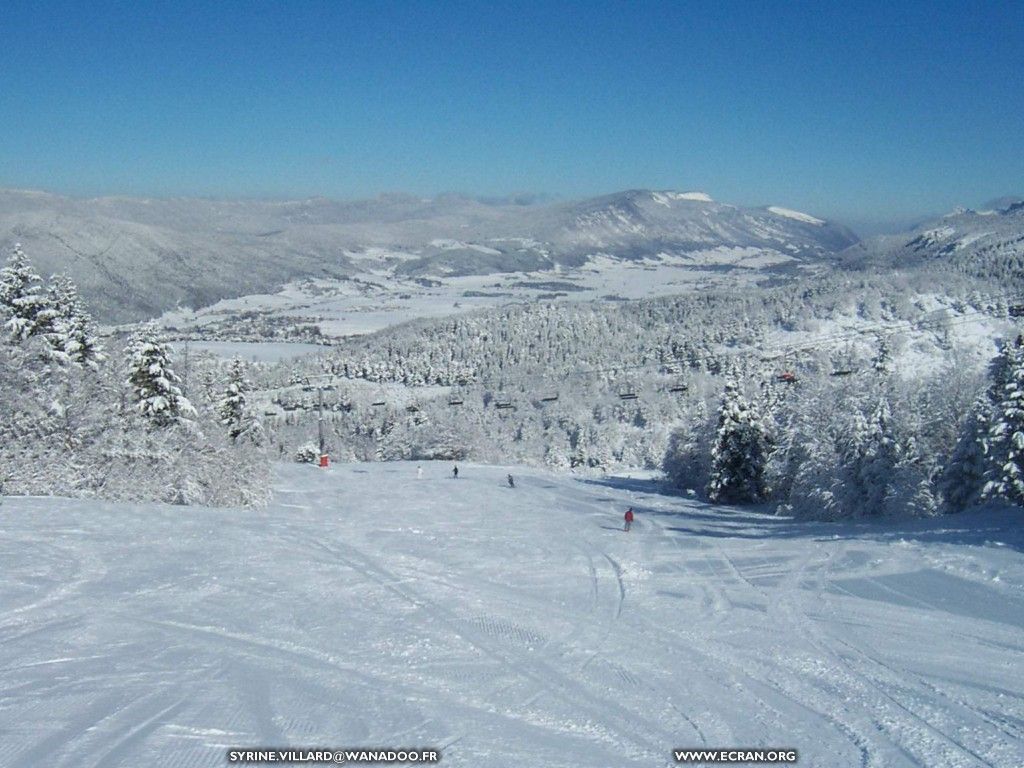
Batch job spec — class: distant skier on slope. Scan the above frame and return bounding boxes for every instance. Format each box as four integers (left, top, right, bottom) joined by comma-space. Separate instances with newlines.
507, 474, 515, 488
417, 466, 423, 480
624, 507, 634, 532
452, 465, 459, 479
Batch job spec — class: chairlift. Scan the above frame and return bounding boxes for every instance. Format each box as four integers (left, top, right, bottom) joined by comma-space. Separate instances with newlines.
667, 381, 689, 394
371, 398, 386, 407
830, 369, 854, 377
540, 393, 559, 403
1010, 304, 1024, 318
618, 390, 639, 401
448, 394, 464, 406
406, 404, 420, 414
494, 395, 514, 410
776, 371, 798, 384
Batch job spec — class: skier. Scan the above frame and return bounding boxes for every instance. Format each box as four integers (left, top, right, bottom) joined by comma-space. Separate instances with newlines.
417, 466, 423, 480
452, 465, 459, 479
624, 507, 634, 532
507, 474, 515, 488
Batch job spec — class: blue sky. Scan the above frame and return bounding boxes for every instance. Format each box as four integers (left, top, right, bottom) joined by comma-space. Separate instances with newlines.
0, 0, 1021, 225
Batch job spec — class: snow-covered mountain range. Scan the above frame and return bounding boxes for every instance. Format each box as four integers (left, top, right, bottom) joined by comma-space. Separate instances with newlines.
842, 200, 1024, 288
0, 188, 856, 321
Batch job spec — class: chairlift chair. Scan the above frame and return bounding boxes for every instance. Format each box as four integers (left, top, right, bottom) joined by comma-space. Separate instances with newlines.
776, 371, 798, 384
494, 396, 514, 410
540, 392, 559, 403
618, 390, 639, 401
830, 369, 854, 377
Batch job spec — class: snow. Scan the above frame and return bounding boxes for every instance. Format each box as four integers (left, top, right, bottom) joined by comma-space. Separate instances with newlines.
170, 341, 328, 363
673, 191, 714, 202
651, 192, 715, 206
919, 225, 956, 244
428, 239, 503, 255
2, 462, 1023, 767
767, 207, 825, 226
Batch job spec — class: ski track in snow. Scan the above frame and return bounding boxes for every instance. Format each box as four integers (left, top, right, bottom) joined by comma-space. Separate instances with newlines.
1, 463, 1023, 767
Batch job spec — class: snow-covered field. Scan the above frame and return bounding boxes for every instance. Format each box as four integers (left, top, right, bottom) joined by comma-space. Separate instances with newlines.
2, 463, 1023, 767
156, 251, 810, 348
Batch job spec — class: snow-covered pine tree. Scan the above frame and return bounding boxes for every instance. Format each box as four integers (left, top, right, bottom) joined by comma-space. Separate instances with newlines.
838, 398, 899, 516
983, 338, 1024, 506
126, 322, 196, 427
0, 244, 59, 344
47, 274, 105, 367
219, 358, 263, 444
873, 335, 892, 375
707, 381, 769, 504
939, 395, 992, 512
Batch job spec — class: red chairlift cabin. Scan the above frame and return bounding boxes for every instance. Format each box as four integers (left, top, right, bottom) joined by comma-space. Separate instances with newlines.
776, 371, 798, 384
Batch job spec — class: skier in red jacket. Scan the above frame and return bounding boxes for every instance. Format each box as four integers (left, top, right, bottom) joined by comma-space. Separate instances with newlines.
624, 507, 634, 532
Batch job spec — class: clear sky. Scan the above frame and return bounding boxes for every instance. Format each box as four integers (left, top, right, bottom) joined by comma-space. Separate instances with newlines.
0, 0, 1021, 225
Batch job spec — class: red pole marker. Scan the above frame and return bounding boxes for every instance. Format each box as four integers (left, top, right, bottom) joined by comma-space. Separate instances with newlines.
319, 454, 330, 468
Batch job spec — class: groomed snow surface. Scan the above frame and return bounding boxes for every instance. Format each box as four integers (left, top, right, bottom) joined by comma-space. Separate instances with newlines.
2, 463, 1023, 767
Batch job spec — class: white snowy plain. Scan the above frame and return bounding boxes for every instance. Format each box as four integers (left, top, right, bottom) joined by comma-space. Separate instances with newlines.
1, 462, 1023, 768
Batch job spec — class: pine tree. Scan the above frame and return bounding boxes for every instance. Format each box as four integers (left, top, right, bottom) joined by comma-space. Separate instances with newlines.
983, 338, 1024, 505
219, 358, 263, 444
838, 398, 899, 516
707, 381, 769, 504
126, 322, 195, 428
939, 395, 992, 512
873, 335, 892, 375
0, 244, 58, 343
47, 274, 105, 367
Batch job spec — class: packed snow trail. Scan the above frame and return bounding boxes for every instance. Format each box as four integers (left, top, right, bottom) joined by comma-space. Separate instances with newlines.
1, 463, 1024, 767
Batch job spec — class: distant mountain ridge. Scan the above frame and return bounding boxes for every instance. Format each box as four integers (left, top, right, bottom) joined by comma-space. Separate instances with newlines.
0, 187, 857, 321
841, 202, 1024, 291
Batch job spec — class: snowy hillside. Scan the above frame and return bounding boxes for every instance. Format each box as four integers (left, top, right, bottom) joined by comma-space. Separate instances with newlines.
2, 462, 1022, 767
842, 202, 1024, 290
0, 188, 855, 322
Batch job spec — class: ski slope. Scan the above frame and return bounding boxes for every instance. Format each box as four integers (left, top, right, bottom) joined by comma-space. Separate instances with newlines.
2, 463, 1023, 767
